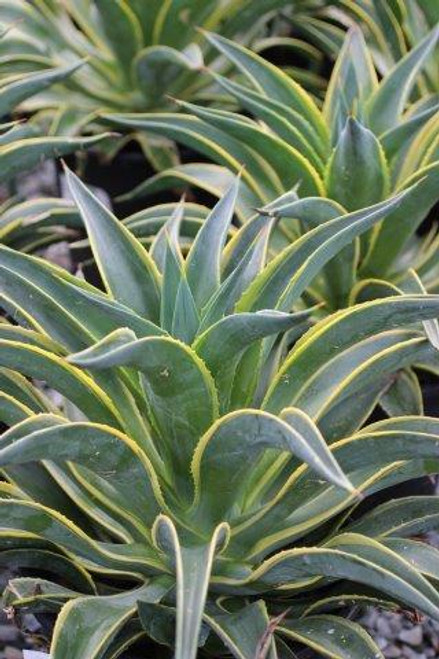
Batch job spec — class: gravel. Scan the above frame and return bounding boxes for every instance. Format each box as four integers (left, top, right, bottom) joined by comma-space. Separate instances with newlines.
360, 607, 439, 658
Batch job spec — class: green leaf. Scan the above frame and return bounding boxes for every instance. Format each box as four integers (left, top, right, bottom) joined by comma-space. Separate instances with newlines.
64, 165, 161, 321
186, 176, 239, 310
172, 274, 200, 344
204, 600, 276, 659
238, 187, 417, 313
194, 309, 313, 408
199, 223, 271, 332
175, 100, 325, 197
0, 339, 120, 426
0, 498, 162, 576
264, 295, 439, 415
279, 615, 383, 659
368, 25, 439, 134
203, 31, 327, 143
51, 578, 172, 659
95, 0, 143, 77
383, 538, 439, 584
210, 71, 326, 168
323, 26, 378, 143
347, 496, 439, 538
0, 550, 95, 595
102, 113, 279, 203
0, 60, 83, 118
381, 103, 439, 162
0, 414, 164, 530
152, 516, 229, 659
361, 161, 439, 276
234, 533, 439, 622
326, 117, 390, 211
380, 368, 423, 416
0, 133, 114, 185
69, 335, 219, 485
191, 409, 353, 527
135, 44, 202, 106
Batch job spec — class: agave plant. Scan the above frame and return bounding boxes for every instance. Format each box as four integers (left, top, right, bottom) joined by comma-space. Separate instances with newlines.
0, 0, 320, 168
106, 26, 439, 310
285, 0, 439, 94
0, 47, 116, 247
1, 169, 439, 657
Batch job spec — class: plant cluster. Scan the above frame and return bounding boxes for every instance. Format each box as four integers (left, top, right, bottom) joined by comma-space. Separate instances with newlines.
0, 2, 438, 659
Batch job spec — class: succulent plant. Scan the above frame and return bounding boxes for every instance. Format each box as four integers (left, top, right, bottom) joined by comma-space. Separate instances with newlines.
106, 26, 439, 311
0, 0, 316, 168
288, 0, 439, 94
1, 168, 439, 658
0, 49, 115, 247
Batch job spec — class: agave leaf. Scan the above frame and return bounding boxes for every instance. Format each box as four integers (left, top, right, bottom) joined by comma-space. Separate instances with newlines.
70, 336, 219, 483
278, 615, 383, 659
380, 368, 424, 416
4, 577, 84, 611
237, 186, 418, 314
0, 60, 84, 118
135, 44, 202, 105
64, 165, 161, 322
199, 224, 272, 332
381, 102, 439, 162
383, 538, 439, 583
0, 391, 33, 425
264, 295, 439, 414
186, 176, 239, 309
323, 26, 378, 142
160, 229, 185, 332
234, 420, 439, 557
0, 366, 52, 414
0, 133, 114, 185
361, 161, 439, 276
117, 162, 259, 219
95, 0, 143, 77
172, 274, 200, 344
209, 71, 326, 169
51, 578, 172, 659
368, 25, 439, 134
100, 620, 144, 659
347, 496, 439, 538
102, 113, 279, 203
0, 415, 164, 530
0, 498, 162, 576
227, 534, 439, 624
191, 409, 353, 527
150, 198, 184, 272
153, 516, 228, 659
175, 100, 325, 197
203, 600, 276, 659
1, 550, 95, 595
193, 310, 313, 386
326, 117, 390, 211
0, 339, 121, 426
202, 31, 327, 142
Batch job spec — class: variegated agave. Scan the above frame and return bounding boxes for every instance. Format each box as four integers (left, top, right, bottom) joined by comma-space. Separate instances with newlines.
0, 0, 314, 168
1, 170, 439, 658
0, 51, 113, 248
276, 0, 439, 96
107, 26, 439, 311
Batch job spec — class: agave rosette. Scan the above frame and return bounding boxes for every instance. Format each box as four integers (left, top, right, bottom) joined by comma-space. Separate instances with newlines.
277, 0, 438, 95
0, 169, 439, 657
0, 41, 115, 248
106, 26, 439, 311
0, 0, 312, 168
